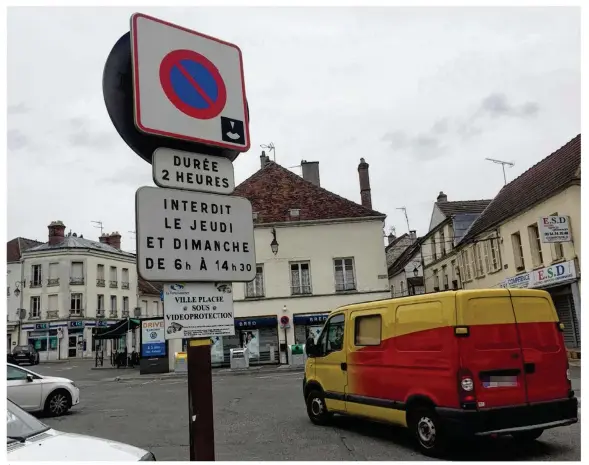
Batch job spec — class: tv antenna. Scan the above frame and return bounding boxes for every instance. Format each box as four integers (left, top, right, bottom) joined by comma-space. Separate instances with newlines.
260, 142, 276, 161
485, 158, 514, 185
91, 220, 104, 236
396, 207, 411, 233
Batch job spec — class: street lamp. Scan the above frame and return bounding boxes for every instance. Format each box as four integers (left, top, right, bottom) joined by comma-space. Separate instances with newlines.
413, 267, 419, 277
270, 228, 279, 255
12, 280, 26, 298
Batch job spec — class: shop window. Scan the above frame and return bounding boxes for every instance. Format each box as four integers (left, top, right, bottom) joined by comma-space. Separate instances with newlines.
528, 224, 544, 267
511, 232, 525, 271
245, 264, 265, 298
290, 261, 312, 295
334, 258, 356, 292
354, 315, 382, 346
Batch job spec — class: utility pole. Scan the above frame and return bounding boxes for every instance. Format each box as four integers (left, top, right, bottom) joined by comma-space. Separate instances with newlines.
485, 158, 514, 186
92, 220, 104, 236
396, 207, 411, 233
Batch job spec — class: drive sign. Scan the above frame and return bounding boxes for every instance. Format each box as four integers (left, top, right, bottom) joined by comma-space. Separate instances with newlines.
130, 13, 250, 151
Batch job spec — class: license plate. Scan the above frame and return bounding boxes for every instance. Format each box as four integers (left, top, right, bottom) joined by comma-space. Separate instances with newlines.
482, 375, 518, 388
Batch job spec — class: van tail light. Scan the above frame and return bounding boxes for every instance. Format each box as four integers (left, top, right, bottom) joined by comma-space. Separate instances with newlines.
458, 368, 477, 410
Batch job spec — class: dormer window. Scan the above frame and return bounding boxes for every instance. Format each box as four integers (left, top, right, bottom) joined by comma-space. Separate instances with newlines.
289, 209, 300, 218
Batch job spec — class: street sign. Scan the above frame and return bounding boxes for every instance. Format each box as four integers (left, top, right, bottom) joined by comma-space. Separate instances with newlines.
130, 13, 250, 151
163, 282, 235, 339
135, 186, 256, 282
152, 148, 235, 194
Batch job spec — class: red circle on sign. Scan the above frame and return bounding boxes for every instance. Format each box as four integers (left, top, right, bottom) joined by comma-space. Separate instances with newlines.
280, 316, 290, 325
159, 49, 227, 120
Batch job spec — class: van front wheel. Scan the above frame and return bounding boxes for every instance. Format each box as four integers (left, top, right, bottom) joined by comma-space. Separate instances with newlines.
306, 390, 332, 426
409, 407, 447, 457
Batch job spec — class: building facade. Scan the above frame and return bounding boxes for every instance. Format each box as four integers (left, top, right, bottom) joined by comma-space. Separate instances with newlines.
388, 237, 425, 298
455, 134, 581, 351
168, 154, 391, 366
16, 221, 138, 361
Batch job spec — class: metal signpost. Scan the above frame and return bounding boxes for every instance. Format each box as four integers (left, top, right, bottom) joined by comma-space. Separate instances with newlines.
103, 12, 252, 461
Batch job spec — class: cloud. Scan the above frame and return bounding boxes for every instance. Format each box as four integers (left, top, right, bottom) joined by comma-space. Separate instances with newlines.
384, 93, 541, 159
66, 116, 118, 149
7, 129, 29, 151
7, 102, 31, 115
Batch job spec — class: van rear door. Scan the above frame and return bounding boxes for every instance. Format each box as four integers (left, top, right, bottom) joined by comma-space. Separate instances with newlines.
455, 290, 527, 408
508, 289, 570, 403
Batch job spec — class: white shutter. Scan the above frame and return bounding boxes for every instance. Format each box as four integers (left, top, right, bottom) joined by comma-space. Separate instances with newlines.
71, 262, 83, 279
48, 295, 58, 311
483, 241, 490, 273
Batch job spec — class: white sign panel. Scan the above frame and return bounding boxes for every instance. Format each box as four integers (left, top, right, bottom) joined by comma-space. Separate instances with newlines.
135, 186, 256, 282
538, 216, 572, 243
500, 260, 577, 290
152, 148, 235, 194
131, 13, 250, 151
163, 282, 235, 338
141, 319, 166, 357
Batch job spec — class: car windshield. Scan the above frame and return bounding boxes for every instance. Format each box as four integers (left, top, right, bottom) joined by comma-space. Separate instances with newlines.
7, 398, 50, 442
14, 346, 30, 352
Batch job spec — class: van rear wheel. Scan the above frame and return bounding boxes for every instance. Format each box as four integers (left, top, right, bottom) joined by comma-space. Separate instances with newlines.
512, 429, 544, 442
306, 390, 332, 426
408, 406, 447, 458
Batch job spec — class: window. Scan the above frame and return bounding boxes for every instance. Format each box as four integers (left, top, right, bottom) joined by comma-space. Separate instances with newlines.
97, 264, 105, 287
549, 213, 565, 262
123, 297, 129, 312
48, 294, 58, 311
7, 365, 28, 381
110, 296, 117, 312
451, 260, 459, 289
473, 243, 485, 277
355, 315, 382, 346
70, 293, 83, 315
122, 268, 129, 289
97, 294, 104, 311
142, 300, 148, 316
400, 281, 405, 295
460, 249, 473, 281
317, 314, 345, 353
440, 230, 446, 256
433, 269, 440, 291
528, 224, 544, 267
442, 265, 449, 290
447, 225, 455, 250
334, 258, 356, 291
110, 267, 118, 288
245, 264, 265, 298
430, 239, 437, 261
30, 296, 41, 318
153, 301, 159, 317
484, 237, 502, 272
31, 265, 42, 287
290, 261, 312, 295
512, 232, 525, 271
70, 262, 84, 284
48, 262, 59, 286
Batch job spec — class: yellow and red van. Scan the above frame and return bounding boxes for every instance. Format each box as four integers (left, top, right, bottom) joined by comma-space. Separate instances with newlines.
303, 289, 578, 456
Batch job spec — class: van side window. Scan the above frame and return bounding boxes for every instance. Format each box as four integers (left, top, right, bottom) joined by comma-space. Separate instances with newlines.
324, 314, 345, 354
355, 315, 382, 346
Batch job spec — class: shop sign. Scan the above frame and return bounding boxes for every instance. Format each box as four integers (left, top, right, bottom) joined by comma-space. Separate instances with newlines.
538, 216, 572, 243
234, 316, 278, 329
35, 323, 48, 330
293, 313, 329, 325
141, 319, 166, 357
69, 320, 84, 328
501, 260, 577, 289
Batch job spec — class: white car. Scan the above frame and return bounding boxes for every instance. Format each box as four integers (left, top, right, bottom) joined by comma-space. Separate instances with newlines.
7, 398, 156, 461
7, 363, 80, 416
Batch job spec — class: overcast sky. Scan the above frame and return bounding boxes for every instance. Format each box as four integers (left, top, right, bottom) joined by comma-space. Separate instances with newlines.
7, 6, 580, 250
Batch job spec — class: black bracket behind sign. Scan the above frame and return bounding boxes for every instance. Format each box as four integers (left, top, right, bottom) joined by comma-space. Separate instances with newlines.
102, 32, 248, 165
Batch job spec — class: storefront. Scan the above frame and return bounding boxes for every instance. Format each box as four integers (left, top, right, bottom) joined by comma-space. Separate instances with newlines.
21, 323, 61, 362
182, 315, 280, 367
293, 313, 329, 344
501, 259, 581, 349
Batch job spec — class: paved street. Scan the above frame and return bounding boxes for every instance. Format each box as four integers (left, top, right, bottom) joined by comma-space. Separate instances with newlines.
24, 361, 581, 461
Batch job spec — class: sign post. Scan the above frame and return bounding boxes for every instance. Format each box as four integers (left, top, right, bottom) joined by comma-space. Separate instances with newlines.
103, 12, 253, 461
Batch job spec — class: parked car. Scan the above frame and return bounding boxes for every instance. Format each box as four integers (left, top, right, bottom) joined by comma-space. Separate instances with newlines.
7, 398, 156, 461
8, 353, 18, 364
7, 363, 80, 416
12, 345, 40, 365
303, 289, 578, 457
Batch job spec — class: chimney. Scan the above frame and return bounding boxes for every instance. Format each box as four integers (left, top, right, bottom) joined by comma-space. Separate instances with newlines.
260, 150, 270, 169
358, 158, 372, 209
48, 221, 66, 245
301, 160, 320, 187
99, 233, 109, 244
108, 231, 122, 250
409, 230, 417, 242
436, 191, 448, 203
387, 233, 396, 245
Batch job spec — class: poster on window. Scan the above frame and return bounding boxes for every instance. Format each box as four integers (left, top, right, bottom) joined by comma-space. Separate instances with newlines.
308, 326, 323, 343
210, 336, 224, 364
241, 329, 259, 359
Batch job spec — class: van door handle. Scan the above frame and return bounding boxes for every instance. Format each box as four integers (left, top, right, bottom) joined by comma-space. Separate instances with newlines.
341, 362, 347, 371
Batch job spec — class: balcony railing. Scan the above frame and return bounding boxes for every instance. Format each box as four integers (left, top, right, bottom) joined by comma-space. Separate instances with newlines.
291, 285, 312, 296
121, 282, 130, 290
46, 310, 59, 319
121, 309, 130, 318
109, 310, 118, 318
97, 309, 105, 318
30, 281, 42, 288
96, 279, 105, 287
47, 278, 59, 287
70, 277, 85, 285
69, 308, 84, 317
28, 312, 41, 320
109, 280, 118, 288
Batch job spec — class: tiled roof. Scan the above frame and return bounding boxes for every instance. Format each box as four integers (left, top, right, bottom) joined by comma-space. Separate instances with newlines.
7, 237, 44, 263
461, 134, 581, 244
388, 238, 424, 277
385, 233, 409, 252
138, 277, 164, 296
26, 236, 135, 258
233, 161, 385, 223
436, 199, 492, 217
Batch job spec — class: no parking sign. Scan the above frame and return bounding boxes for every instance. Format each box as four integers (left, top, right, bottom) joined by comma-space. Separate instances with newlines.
131, 13, 250, 151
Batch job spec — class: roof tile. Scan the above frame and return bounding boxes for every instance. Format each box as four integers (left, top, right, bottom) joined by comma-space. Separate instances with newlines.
7, 237, 44, 263
437, 199, 492, 217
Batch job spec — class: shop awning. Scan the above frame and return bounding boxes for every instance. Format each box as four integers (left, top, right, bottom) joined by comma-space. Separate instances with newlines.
94, 319, 141, 340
